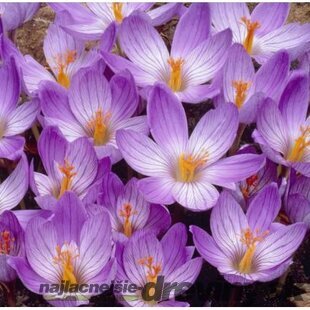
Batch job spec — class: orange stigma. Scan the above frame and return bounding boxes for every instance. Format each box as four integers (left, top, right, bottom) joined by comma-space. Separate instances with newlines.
53, 243, 79, 285
119, 203, 137, 237
58, 160, 77, 198
241, 174, 259, 199
287, 126, 310, 162
241, 17, 260, 54
138, 256, 162, 284
232, 80, 252, 109
0, 230, 14, 255
55, 50, 77, 88
87, 109, 111, 146
238, 228, 269, 274
168, 57, 184, 92
112, 3, 123, 23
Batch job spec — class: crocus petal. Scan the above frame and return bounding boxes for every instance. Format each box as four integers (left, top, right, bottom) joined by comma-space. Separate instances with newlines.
0, 136, 24, 160
119, 11, 169, 80
257, 259, 292, 282
13, 209, 51, 231
172, 181, 219, 211
148, 83, 188, 156
188, 103, 238, 165
171, 3, 210, 59
251, 3, 289, 36
255, 223, 307, 271
87, 3, 114, 23
293, 162, 310, 178
100, 22, 117, 53
0, 154, 28, 212
256, 98, 290, 155
286, 194, 310, 227
149, 3, 181, 27
178, 83, 220, 104
116, 129, 170, 177
210, 191, 248, 259
144, 203, 171, 235
246, 183, 281, 232
33, 172, 56, 198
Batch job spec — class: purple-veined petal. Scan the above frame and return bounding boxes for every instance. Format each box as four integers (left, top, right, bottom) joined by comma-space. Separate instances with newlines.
293, 162, 310, 178
100, 21, 117, 53
87, 3, 114, 23
0, 136, 25, 160
144, 203, 171, 235
285, 194, 310, 227
149, 3, 181, 27
33, 172, 56, 198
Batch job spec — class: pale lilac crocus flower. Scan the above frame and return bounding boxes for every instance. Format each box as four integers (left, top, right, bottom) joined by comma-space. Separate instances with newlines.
0, 57, 39, 160
219, 45, 290, 124
116, 83, 265, 211
0, 211, 24, 283
253, 73, 310, 177
89, 172, 171, 242
210, 3, 310, 64
102, 4, 232, 104
9, 192, 116, 306
40, 66, 148, 163
30, 126, 109, 210
191, 186, 307, 285
50, 3, 182, 41
115, 223, 202, 306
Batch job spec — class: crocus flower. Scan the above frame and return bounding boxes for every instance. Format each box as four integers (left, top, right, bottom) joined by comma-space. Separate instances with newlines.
0, 154, 28, 214
20, 21, 101, 94
90, 172, 171, 241
219, 44, 289, 124
0, 57, 39, 160
30, 126, 108, 210
114, 223, 202, 306
0, 211, 24, 283
9, 192, 116, 306
0, 3, 39, 32
102, 4, 232, 104
253, 73, 310, 177
210, 3, 310, 64
40, 66, 148, 163
116, 83, 265, 211
191, 185, 307, 285
50, 3, 182, 41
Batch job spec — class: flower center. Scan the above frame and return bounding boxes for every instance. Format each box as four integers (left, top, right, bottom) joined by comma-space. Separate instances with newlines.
138, 256, 162, 284
0, 230, 14, 255
167, 57, 184, 92
241, 17, 260, 54
286, 126, 310, 162
241, 174, 259, 199
87, 109, 111, 146
58, 160, 77, 198
177, 153, 208, 183
112, 3, 123, 23
232, 81, 252, 109
238, 228, 268, 274
119, 203, 137, 237
53, 242, 79, 285
55, 50, 77, 89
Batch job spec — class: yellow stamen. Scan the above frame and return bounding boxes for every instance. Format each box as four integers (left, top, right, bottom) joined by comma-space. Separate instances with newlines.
167, 57, 184, 92
55, 50, 77, 88
0, 230, 14, 255
232, 80, 252, 109
241, 17, 260, 54
112, 3, 123, 23
238, 228, 268, 274
119, 203, 137, 237
287, 126, 310, 162
58, 160, 77, 198
177, 153, 208, 183
138, 256, 162, 284
53, 243, 79, 284
87, 109, 111, 146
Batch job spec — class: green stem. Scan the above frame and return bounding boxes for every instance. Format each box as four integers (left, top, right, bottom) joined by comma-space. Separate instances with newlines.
228, 124, 246, 156
31, 124, 40, 142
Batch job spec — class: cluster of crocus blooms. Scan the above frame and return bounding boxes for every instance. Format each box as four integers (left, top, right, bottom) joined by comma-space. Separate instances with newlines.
0, 2, 308, 307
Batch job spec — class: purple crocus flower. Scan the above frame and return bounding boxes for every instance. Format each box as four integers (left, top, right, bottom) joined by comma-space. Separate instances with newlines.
114, 223, 202, 306
50, 3, 182, 41
90, 172, 171, 241
40, 66, 148, 163
116, 83, 265, 211
253, 73, 310, 177
210, 3, 310, 64
219, 44, 289, 124
30, 126, 108, 210
20, 22, 101, 94
191, 185, 307, 285
0, 57, 39, 160
8, 192, 116, 306
0, 3, 39, 32
102, 4, 232, 104
0, 211, 24, 283
0, 154, 28, 214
